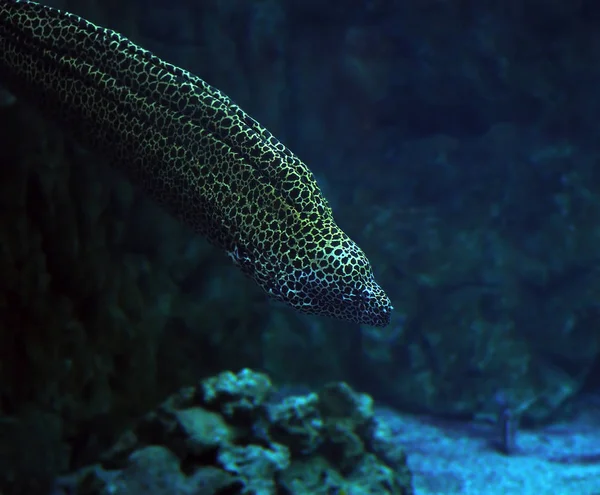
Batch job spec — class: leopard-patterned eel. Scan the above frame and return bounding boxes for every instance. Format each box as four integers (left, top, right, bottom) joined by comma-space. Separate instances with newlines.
0, 0, 393, 326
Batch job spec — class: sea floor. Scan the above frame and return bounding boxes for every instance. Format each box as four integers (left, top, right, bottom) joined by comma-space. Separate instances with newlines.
377, 404, 600, 495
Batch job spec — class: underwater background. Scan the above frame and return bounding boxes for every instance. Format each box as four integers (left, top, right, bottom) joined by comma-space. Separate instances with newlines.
1, 0, 600, 493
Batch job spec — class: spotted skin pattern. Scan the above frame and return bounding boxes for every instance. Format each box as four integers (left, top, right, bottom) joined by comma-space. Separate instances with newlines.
0, 0, 393, 326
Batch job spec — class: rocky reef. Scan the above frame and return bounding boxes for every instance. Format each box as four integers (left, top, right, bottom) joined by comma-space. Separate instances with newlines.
52, 369, 413, 495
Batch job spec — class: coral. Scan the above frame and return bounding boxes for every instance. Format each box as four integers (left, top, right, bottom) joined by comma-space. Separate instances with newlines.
364, 416, 413, 488
321, 420, 366, 473
79, 446, 238, 495
217, 443, 290, 495
266, 392, 324, 454
347, 453, 409, 495
278, 456, 346, 495
103, 446, 193, 494
173, 407, 232, 455
59, 369, 413, 495
366, 416, 409, 470
319, 382, 374, 426
314, 382, 376, 472
201, 368, 272, 419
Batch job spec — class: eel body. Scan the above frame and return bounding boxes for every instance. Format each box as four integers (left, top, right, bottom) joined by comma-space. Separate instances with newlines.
0, 0, 393, 326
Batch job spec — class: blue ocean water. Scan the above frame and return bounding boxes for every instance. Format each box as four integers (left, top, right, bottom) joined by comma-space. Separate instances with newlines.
1, 0, 600, 493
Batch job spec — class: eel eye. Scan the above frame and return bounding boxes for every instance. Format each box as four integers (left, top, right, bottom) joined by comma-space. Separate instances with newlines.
358, 289, 372, 306
341, 286, 369, 304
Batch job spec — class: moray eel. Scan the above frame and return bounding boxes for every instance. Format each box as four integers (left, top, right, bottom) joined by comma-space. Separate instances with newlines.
0, 0, 393, 326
